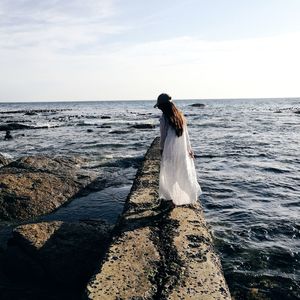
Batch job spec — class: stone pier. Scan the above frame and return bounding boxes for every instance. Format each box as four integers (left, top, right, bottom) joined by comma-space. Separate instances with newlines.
85, 137, 231, 299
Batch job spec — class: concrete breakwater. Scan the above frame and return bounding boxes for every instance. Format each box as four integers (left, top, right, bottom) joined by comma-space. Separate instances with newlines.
86, 137, 231, 299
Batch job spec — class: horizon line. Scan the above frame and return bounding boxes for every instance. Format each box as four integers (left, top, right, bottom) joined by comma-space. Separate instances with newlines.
0, 96, 300, 104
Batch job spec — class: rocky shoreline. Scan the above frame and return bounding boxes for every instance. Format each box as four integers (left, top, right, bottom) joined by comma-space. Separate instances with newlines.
1, 137, 231, 299
0, 155, 96, 221
0, 152, 111, 299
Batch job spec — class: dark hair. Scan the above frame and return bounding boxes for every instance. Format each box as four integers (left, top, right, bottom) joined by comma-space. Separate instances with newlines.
159, 102, 185, 137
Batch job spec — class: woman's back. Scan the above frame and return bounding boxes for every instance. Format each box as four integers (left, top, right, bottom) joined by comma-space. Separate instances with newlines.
159, 112, 201, 205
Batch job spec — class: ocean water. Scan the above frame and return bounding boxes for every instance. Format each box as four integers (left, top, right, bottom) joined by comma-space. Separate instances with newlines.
0, 98, 299, 299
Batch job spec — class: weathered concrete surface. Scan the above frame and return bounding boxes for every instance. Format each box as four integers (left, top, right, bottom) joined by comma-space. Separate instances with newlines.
85, 137, 231, 299
0, 156, 95, 221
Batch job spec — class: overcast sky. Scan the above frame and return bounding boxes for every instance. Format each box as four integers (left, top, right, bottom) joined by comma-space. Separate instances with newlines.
1, 0, 300, 101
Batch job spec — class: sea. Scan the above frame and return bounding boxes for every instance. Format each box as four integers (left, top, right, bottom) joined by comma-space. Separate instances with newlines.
0, 98, 299, 299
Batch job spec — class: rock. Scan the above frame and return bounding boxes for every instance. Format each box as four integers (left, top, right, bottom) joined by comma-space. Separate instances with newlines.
76, 122, 92, 126
5, 119, 33, 123
1, 220, 111, 299
190, 103, 205, 108
4, 130, 13, 140
294, 110, 300, 114
100, 116, 111, 119
0, 154, 12, 167
24, 111, 38, 116
109, 130, 132, 134
0, 123, 32, 131
0, 123, 49, 131
97, 125, 111, 129
0, 109, 69, 115
0, 156, 95, 221
131, 124, 155, 129
87, 129, 93, 133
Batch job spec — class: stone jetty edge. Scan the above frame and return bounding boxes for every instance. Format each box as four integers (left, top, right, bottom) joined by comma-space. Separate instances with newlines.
85, 137, 232, 299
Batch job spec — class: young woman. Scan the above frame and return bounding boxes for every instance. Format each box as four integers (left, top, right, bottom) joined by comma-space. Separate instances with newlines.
154, 93, 202, 206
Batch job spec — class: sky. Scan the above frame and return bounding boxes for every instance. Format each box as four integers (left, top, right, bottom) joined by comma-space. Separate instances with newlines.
1, 0, 300, 101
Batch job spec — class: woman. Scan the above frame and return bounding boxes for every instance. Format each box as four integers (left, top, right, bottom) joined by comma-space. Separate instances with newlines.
154, 93, 201, 205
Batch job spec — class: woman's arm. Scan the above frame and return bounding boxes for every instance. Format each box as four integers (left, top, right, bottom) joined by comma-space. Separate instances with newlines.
185, 125, 194, 159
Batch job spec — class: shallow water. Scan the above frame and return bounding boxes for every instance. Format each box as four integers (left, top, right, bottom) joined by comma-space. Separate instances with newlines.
0, 98, 299, 299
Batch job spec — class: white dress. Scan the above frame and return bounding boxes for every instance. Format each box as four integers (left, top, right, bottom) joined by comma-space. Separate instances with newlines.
159, 115, 202, 205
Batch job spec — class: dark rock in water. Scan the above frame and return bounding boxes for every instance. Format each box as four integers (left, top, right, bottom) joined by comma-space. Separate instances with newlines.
4, 130, 13, 141
274, 110, 282, 113
0, 156, 95, 221
24, 111, 38, 116
0, 154, 12, 167
100, 116, 111, 119
0, 123, 49, 131
131, 124, 155, 129
294, 110, 300, 114
85, 115, 99, 119
1, 220, 111, 298
97, 125, 111, 128
5, 119, 33, 123
0, 109, 69, 115
0, 123, 32, 131
109, 130, 132, 134
77, 122, 93, 127
87, 129, 93, 133
190, 103, 205, 108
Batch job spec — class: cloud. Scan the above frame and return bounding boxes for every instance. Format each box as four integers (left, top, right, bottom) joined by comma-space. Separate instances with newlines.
0, 0, 125, 52
81, 33, 300, 99
0, 0, 116, 25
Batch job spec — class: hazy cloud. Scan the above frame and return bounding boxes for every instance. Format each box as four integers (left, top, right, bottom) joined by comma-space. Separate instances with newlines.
0, 0, 125, 52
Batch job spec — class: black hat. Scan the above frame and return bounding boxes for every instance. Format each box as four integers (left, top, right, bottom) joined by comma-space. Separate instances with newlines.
154, 93, 172, 108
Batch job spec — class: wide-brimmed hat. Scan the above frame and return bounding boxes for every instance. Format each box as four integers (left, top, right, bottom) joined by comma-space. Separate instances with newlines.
154, 93, 172, 108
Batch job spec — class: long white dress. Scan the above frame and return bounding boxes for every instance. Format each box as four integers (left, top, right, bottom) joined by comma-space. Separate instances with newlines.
159, 115, 202, 205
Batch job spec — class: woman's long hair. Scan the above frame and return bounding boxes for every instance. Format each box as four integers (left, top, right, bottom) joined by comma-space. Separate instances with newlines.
160, 102, 185, 137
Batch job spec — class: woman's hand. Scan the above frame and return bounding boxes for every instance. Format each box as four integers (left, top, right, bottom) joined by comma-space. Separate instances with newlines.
188, 149, 194, 159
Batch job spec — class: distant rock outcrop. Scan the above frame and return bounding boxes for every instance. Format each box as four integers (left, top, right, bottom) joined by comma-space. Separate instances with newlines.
131, 124, 155, 129
0, 156, 95, 221
0, 109, 69, 115
109, 130, 133, 134
190, 103, 205, 108
0, 123, 49, 131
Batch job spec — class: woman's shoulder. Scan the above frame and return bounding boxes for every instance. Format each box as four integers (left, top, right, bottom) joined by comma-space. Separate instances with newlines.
160, 114, 170, 128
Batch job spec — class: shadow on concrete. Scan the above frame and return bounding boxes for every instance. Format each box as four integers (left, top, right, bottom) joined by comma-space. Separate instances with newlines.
0, 219, 111, 300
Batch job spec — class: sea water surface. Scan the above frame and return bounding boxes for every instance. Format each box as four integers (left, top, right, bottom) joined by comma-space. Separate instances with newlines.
0, 98, 299, 299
